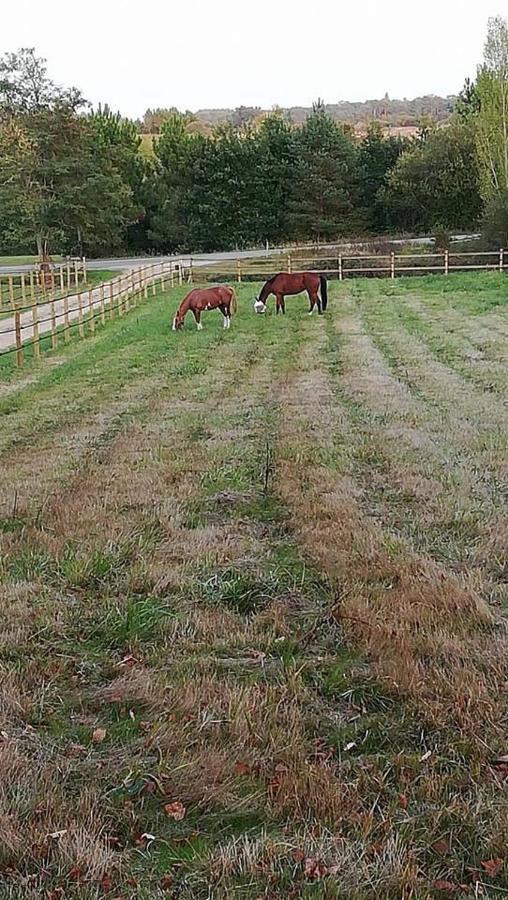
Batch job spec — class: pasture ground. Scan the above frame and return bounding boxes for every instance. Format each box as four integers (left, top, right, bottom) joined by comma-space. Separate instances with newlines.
0, 256, 64, 267
0, 274, 507, 899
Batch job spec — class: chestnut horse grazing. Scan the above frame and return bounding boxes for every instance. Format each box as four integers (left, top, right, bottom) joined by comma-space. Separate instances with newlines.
254, 272, 328, 316
172, 286, 238, 331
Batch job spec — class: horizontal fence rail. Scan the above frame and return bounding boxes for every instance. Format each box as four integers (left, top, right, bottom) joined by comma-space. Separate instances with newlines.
0, 260, 189, 368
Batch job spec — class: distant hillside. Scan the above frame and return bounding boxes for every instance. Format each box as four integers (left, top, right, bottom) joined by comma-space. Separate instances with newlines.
193, 95, 456, 129
137, 95, 456, 139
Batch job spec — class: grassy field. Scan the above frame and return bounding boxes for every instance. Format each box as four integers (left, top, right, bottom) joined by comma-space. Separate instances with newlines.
0, 274, 507, 898
0, 255, 64, 267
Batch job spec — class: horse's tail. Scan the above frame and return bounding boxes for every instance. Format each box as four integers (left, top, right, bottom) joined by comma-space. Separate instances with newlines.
230, 287, 238, 314
320, 274, 328, 311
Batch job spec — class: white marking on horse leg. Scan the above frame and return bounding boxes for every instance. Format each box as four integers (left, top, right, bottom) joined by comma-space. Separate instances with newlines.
223, 314, 228, 329
227, 316, 231, 329
197, 322, 203, 331
172, 317, 177, 331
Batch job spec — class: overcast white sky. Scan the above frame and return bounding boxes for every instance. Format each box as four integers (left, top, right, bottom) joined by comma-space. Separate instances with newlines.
2, 0, 507, 117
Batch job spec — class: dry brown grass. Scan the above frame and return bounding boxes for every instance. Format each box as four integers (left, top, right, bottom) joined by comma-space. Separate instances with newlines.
276, 326, 507, 748
0, 278, 506, 897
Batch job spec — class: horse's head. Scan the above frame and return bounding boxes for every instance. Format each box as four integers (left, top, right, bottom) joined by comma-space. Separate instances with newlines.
253, 298, 266, 315
172, 311, 185, 331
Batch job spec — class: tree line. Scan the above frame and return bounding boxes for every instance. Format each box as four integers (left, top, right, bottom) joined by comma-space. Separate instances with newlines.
0, 17, 507, 259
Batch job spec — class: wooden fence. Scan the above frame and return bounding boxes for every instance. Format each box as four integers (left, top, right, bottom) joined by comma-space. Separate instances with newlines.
0, 260, 188, 368
190, 249, 507, 281
0, 258, 87, 313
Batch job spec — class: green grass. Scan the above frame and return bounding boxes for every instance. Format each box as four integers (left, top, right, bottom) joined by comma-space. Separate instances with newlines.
0, 254, 64, 266
0, 273, 506, 898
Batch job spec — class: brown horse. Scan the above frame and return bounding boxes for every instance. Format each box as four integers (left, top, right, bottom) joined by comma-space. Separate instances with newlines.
254, 272, 328, 316
172, 285, 238, 331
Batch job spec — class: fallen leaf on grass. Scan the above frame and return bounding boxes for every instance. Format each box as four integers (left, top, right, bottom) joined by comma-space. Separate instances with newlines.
92, 727, 107, 744
234, 761, 250, 775
66, 742, 87, 758
68, 866, 83, 882
100, 871, 113, 892
432, 839, 450, 856
164, 801, 186, 821
481, 858, 503, 878
304, 857, 328, 880
160, 874, 174, 890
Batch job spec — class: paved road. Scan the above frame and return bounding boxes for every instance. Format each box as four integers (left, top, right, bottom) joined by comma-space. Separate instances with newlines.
0, 236, 481, 275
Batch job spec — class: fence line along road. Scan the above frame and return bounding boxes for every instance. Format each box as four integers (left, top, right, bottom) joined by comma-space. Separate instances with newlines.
219, 248, 506, 281
0, 260, 188, 367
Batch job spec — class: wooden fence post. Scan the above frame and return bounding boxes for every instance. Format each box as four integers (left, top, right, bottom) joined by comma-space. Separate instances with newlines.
109, 281, 115, 319
0, 278, 3, 312
100, 284, 106, 325
8, 276, 14, 310
500, 248, 504, 272
66, 261, 71, 289
390, 252, 395, 280
29, 272, 36, 307
82, 257, 87, 283
287, 253, 292, 274
50, 299, 57, 350
60, 265, 65, 293
237, 259, 242, 282
338, 255, 343, 281
77, 291, 85, 338
130, 269, 136, 307
31, 295, 40, 360
152, 264, 157, 296
124, 274, 130, 313
188, 257, 193, 284
444, 249, 449, 275
118, 277, 124, 316
170, 264, 174, 288
21, 274, 27, 308
74, 260, 79, 286
14, 305, 23, 367
63, 294, 70, 342
144, 267, 149, 299
178, 261, 183, 285
88, 287, 95, 334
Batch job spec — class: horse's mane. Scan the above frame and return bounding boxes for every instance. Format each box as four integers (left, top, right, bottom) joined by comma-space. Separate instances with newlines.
259, 273, 283, 302
264, 273, 281, 290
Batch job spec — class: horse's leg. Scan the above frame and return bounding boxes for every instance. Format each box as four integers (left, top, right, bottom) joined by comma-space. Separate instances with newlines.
281, 296, 286, 315
308, 290, 315, 315
219, 304, 229, 329
193, 310, 203, 330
